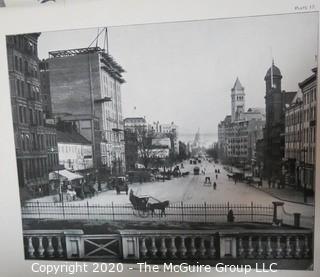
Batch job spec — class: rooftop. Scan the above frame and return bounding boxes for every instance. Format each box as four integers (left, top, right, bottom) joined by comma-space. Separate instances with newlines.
231, 77, 244, 91
48, 46, 125, 83
57, 130, 91, 145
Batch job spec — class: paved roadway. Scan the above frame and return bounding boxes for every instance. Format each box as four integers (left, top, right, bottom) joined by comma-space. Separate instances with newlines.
25, 159, 314, 227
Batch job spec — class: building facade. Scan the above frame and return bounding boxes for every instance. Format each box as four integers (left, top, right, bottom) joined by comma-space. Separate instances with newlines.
6, 33, 58, 197
284, 95, 303, 188
57, 130, 93, 172
263, 62, 297, 180
299, 68, 317, 192
218, 78, 265, 168
124, 117, 148, 170
46, 47, 126, 176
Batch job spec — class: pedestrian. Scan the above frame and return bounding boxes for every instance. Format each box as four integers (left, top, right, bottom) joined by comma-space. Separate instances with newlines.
234, 178, 237, 184
213, 182, 217, 190
216, 174, 218, 180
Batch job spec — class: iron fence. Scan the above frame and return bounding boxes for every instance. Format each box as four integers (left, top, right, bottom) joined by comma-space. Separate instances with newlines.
21, 201, 274, 223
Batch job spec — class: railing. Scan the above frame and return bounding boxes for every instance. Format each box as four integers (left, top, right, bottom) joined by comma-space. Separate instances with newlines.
24, 230, 69, 259
120, 229, 313, 260
23, 229, 313, 263
21, 201, 274, 224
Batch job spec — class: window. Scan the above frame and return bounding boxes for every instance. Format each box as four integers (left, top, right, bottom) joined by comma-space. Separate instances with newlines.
27, 83, 31, 98
14, 56, 18, 71
21, 80, 25, 97
16, 79, 20, 96
19, 58, 23, 72
29, 109, 33, 124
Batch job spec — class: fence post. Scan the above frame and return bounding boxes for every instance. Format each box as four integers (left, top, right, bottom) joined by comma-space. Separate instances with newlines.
112, 202, 115, 221
181, 202, 184, 223
251, 202, 253, 222
87, 201, 90, 219
37, 201, 41, 219
204, 202, 207, 223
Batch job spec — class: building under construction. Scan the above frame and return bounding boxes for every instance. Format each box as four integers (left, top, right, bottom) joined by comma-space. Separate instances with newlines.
43, 46, 126, 178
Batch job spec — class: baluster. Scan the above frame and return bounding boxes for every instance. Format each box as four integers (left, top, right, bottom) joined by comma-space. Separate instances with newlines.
169, 237, 177, 258
208, 236, 216, 258
199, 238, 206, 258
189, 237, 197, 257
304, 236, 310, 258
285, 236, 292, 258
247, 236, 254, 258
266, 237, 273, 258
150, 237, 157, 258
140, 238, 148, 258
276, 236, 282, 258
57, 236, 64, 257
294, 236, 301, 258
47, 236, 54, 257
38, 236, 45, 258
238, 237, 244, 258
27, 237, 35, 258
179, 236, 187, 258
257, 236, 263, 258
159, 237, 167, 258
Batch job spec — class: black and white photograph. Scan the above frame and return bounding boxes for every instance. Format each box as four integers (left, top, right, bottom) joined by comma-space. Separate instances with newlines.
4, 11, 318, 270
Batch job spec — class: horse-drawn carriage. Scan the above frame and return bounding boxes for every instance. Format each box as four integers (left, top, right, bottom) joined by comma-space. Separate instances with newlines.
129, 189, 169, 218
110, 176, 129, 195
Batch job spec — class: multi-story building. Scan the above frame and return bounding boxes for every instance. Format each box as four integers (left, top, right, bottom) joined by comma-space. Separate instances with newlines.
150, 121, 179, 155
217, 78, 265, 167
284, 94, 303, 188
6, 33, 59, 197
225, 118, 264, 165
299, 68, 317, 193
124, 117, 148, 170
57, 129, 93, 172
218, 115, 231, 162
263, 62, 297, 180
284, 67, 317, 193
45, 47, 126, 176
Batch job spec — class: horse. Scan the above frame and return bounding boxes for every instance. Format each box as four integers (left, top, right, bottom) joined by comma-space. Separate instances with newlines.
147, 201, 170, 217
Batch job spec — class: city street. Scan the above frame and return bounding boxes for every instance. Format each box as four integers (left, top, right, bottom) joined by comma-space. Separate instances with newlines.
26, 159, 314, 227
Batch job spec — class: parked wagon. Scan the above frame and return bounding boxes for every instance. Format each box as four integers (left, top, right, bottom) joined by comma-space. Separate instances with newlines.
129, 190, 169, 218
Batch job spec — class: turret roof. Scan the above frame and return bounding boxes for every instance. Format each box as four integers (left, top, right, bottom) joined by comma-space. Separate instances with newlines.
232, 77, 244, 90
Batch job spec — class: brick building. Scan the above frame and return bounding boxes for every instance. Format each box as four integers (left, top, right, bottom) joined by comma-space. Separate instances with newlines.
6, 33, 58, 198
45, 47, 126, 177
299, 68, 317, 193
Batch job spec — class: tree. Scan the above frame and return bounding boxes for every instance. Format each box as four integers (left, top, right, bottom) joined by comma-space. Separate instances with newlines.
136, 128, 156, 169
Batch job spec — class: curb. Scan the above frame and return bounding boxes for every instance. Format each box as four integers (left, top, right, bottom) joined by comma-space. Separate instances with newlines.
250, 185, 314, 207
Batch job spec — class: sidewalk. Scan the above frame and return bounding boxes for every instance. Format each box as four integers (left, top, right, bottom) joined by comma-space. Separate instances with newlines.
251, 180, 314, 206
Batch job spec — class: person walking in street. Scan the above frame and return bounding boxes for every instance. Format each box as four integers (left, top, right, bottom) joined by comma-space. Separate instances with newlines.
216, 174, 218, 179
213, 182, 217, 190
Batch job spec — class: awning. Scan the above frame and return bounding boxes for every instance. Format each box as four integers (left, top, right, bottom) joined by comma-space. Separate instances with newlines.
49, 169, 83, 181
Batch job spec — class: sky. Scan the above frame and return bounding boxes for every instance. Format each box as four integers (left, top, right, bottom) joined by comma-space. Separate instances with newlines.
37, 12, 318, 143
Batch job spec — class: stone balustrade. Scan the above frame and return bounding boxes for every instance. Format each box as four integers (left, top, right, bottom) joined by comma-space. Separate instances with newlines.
23, 228, 312, 262
24, 230, 84, 259
120, 229, 313, 260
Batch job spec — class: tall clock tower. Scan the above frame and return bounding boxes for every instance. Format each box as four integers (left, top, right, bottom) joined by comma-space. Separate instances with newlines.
231, 77, 245, 122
